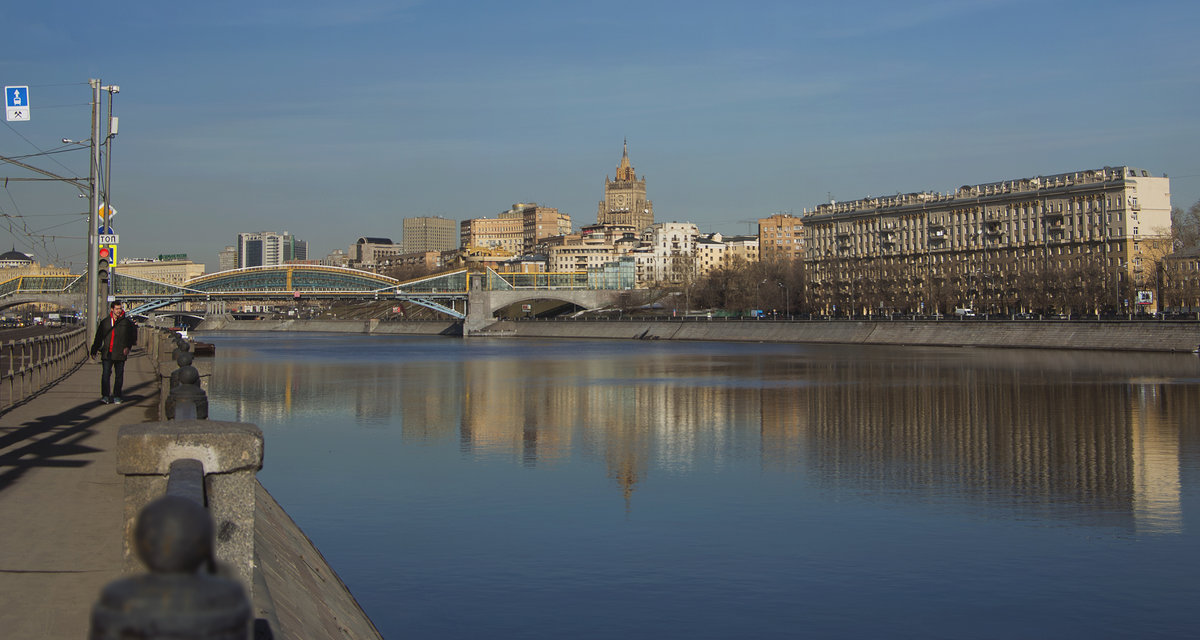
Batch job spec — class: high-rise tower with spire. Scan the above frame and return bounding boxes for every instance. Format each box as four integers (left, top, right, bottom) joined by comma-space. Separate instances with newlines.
597, 140, 654, 232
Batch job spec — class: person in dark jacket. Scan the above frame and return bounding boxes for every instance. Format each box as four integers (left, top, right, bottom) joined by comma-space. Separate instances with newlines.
90, 300, 137, 404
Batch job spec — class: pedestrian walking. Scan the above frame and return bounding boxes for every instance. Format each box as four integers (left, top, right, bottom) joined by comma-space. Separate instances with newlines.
90, 300, 137, 404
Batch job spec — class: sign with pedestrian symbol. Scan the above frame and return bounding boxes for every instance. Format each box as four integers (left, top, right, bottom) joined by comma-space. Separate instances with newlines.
5, 86, 30, 122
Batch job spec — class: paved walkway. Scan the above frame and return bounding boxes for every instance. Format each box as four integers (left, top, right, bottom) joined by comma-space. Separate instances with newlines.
0, 348, 159, 639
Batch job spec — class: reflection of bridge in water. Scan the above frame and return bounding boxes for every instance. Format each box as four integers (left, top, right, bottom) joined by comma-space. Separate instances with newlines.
1, 265, 636, 334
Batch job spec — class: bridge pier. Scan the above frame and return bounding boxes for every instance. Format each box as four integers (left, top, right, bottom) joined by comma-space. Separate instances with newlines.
464, 289, 636, 336
464, 290, 496, 336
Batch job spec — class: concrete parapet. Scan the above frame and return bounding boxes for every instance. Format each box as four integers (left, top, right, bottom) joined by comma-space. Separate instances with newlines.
116, 420, 264, 593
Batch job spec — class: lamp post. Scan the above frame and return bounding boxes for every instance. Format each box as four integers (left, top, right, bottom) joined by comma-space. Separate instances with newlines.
778, 281, 789, 320
87, 79, 101, 335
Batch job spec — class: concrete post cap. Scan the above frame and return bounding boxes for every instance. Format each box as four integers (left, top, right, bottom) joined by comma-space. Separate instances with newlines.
117, 421, 263, 476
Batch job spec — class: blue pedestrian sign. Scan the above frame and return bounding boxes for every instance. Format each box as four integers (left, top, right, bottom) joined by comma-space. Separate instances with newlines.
5, 86, 30, 122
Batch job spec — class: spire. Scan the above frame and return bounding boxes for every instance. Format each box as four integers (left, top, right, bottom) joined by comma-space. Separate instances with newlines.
616, 139, 635, 181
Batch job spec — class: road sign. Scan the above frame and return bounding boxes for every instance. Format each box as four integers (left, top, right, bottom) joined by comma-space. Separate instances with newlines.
99, 234, 119, 245
5, 86, 29, 122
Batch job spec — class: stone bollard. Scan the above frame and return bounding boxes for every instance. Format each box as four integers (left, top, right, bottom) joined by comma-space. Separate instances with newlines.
117, 421, 264, 593
90, 495, 251, 639
170, 351, 196, 387
167, 366, 209, 420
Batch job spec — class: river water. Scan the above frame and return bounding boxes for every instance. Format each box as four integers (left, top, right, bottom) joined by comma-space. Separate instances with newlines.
202, 332, 1200, 639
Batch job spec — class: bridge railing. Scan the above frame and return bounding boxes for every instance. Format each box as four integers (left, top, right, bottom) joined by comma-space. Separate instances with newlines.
1, 327, 88, 413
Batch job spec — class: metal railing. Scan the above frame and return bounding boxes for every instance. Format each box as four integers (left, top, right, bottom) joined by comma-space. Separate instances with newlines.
1, 327, 88, 413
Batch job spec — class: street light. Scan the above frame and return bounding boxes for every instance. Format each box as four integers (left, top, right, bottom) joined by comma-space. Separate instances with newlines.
777, 281, 790, 320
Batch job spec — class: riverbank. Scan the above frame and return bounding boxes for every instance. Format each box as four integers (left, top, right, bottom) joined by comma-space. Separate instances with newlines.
195, 317, 1200, 353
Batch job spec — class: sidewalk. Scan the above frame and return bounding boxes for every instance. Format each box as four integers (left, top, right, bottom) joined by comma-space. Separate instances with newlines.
0, 348, 159, 639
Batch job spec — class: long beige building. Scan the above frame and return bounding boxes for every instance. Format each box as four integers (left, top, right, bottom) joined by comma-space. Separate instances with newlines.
115, 258, 206, 285
802, 166, 1171, 315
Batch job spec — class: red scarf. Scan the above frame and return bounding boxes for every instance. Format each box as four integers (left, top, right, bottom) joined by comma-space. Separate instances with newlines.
109, 312, 119, 353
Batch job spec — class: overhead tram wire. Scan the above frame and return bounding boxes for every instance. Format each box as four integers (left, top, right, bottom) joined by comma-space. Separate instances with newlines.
2, 119, 88, 180
0, 187, 82, 265
0, 88, 96, 267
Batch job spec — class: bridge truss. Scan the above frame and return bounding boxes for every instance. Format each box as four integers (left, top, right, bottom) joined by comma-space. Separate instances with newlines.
2, 265, 596, 320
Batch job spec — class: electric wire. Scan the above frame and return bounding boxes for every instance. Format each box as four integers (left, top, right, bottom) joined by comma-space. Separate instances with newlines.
1, 88, 98, 269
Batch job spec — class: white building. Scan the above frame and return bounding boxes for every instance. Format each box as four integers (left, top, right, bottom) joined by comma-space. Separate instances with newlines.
634, 222, 699, 286
237, 231, 307, 268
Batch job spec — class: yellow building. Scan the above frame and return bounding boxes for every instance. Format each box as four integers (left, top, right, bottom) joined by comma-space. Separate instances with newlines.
460, 216, 523, 255
694, 233, 761, 275
802, 166, 1171, 315
758, 213, 804, 262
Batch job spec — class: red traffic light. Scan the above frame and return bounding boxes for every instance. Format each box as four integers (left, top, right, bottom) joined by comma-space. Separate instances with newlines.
98, 246, 112, 260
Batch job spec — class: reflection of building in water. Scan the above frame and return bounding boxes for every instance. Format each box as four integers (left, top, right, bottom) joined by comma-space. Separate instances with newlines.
460, 359, 573, 466
1131, 381, 1184, 533
756, 354, 1189, 531
457, 353, 761, 506
760, 389, 808, 472
210, 354, 462, 441
210, 340, 1191, 529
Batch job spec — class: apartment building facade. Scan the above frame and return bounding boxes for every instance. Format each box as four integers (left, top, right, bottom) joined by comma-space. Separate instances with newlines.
237, 231, 307, 268
695, 233, 761, 275
402, 216, 458, 253
461, 203, 572, 256
350, 237, 403, 269
802, 166, 1172, 315
460, 215, 523, 255
758, 213, 804, 262
633, 222, 699, 286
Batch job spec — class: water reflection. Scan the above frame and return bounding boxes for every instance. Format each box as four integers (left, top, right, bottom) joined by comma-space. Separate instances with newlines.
208, 335, 1196, 533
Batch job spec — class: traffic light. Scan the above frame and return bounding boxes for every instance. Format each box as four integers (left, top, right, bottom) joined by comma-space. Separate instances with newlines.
98, 246, 112, 283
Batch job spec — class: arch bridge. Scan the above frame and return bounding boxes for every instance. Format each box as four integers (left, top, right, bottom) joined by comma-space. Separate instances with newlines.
0, 275, 86, 313
1, 265, 633, 331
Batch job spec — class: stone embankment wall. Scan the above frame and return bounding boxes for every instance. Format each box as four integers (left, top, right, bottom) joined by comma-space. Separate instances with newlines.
196, 315, 459, 335
147, 329, 382, 639
194, 316, 1200, 352
489, 319, 1200, 353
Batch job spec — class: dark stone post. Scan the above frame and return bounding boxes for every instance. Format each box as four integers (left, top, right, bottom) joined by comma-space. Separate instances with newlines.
89, 495, 251, 639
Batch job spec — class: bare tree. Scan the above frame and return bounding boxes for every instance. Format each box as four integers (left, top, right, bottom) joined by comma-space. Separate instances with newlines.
1172, 199, 1200, 251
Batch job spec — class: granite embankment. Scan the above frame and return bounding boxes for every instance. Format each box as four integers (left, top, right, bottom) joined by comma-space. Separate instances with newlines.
196, 316, 1199, 353
495, 319, 1200, 352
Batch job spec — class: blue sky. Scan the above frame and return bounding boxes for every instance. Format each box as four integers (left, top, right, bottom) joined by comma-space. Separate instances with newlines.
2, 0, 1198, 269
